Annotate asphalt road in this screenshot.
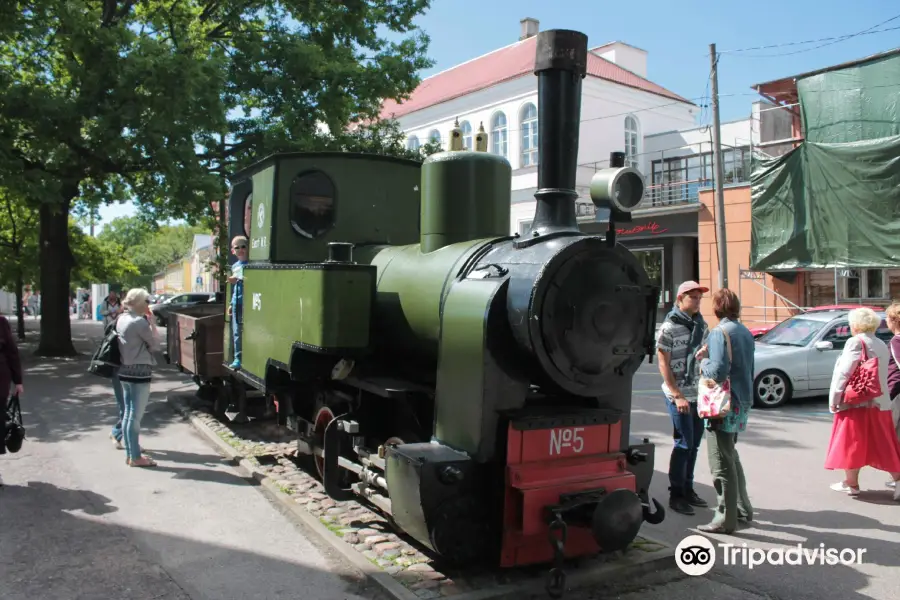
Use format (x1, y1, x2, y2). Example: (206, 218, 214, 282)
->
(595, 360, 900, 600)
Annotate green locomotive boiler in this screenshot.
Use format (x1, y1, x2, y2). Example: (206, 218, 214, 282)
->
(219, 28, 664, 588)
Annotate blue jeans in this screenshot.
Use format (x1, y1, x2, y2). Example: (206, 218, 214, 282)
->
(122, 381, 151, 461)
(665, 395, 704, 498)
(231, 307, 242, 364)
(111, 372, 125, 441)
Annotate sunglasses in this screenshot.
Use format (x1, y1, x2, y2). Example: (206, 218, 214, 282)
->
(233, 245, 247, 250)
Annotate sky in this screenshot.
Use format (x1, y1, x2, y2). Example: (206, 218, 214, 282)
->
(89, 0, 900, 233)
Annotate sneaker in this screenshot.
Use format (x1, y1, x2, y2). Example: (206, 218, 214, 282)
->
(669, 496, 695, 516)
(110, 433, 124, 450)
(686, 490, 709, 508)
(830, 481, 860, 496)
(228, 360, 241, 370)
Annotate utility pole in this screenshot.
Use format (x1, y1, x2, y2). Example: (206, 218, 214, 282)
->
(89, 211, 95, 237)
(710, 43, 728, 289)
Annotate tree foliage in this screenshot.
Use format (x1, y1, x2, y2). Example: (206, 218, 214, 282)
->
(0, 188, 139, 336)
(97, 215, 208, 289)
(0, 0, 434, 355)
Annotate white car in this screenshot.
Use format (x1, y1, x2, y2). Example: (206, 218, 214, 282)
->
(753, 309, 891, 408)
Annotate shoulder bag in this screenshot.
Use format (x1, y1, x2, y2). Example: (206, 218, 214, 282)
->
(698, 327, 732, 419)
(5, 394, 25, 453)
(843, 336, 882, 405)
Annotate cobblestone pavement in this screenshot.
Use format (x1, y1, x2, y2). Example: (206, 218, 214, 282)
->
(170, 394, 674, 600)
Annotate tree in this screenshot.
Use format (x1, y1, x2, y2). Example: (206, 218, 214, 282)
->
(69, 227, 141, 289)
(0, 190, 38, 340)
(0, 0, 433, 355)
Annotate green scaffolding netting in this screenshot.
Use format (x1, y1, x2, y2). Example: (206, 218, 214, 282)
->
(798, 51, 900, 144)
(749, 134, 900, 271)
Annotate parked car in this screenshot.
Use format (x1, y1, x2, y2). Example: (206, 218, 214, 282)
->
(149, 293, 217, 327)
(749, 304, 882, 339)
(753, 309, 891, 408)
(149, 293, 172, 305)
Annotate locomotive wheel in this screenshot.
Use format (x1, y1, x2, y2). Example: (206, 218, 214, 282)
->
(312, 405, 336, 480)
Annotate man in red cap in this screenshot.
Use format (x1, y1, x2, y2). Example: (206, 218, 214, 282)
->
(656, 280, 710, 516)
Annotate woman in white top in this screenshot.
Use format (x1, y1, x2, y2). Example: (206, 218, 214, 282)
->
(824, 308, 900, 500)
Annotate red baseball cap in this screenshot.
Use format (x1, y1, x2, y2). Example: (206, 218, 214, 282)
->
(677, 281, 709, 298)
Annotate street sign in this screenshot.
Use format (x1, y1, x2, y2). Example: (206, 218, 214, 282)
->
(740, 271, 765, 280)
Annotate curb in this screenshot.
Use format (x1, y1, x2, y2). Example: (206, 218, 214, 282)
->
(167, 395, 678, 600)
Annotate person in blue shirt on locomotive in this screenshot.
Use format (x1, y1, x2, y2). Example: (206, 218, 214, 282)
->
(227, 236, 249, 369)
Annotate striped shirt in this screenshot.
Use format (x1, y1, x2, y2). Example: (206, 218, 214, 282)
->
(657, 319, 708, 401)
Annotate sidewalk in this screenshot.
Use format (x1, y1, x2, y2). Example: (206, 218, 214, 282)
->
(0, 319, 383, 600)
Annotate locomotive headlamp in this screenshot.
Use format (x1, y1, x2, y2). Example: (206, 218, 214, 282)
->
(589, 166, 645, 215)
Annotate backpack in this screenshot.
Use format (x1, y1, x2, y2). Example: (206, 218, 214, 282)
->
(88, 319, 121, 379)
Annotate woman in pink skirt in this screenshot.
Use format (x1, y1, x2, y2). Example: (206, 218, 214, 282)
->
(825, 308, 900, 500)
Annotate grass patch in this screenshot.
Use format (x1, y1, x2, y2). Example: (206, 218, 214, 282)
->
(319, 518, 346, 537)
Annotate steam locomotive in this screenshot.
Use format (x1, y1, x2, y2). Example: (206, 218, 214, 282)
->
(215, 28, 664, 595)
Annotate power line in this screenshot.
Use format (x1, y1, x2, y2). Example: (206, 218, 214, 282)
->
(719, 25, 900, 54)
(719, 15, 900, 57)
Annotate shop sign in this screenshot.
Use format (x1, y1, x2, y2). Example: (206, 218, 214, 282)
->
(616, 221, 669, 236)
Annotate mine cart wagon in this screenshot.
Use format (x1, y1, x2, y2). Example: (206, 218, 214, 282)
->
(164, 303, 258, 420)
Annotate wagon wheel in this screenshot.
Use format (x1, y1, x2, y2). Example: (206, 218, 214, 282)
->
(212, 379, 230, 420)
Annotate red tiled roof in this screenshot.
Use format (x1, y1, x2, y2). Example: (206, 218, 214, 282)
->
(380, 36, 693, 120)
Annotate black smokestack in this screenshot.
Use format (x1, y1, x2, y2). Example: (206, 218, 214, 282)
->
(529, 30, 588, 237)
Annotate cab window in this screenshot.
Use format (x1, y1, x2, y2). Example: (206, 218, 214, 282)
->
(243, 192, 253, 238)
(290, 170, 336, 239)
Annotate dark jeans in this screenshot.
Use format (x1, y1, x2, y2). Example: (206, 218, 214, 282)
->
(707, 429, 753, 529)
(665, 395, 704, 497)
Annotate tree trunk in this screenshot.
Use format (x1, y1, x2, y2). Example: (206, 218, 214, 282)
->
(14, 266, 25, 341)
(36, 197, 77, 356)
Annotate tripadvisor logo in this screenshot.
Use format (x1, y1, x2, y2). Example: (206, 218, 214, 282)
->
(676, 535, 867, 576)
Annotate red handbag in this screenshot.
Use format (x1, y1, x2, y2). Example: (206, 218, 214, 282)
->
(843, 337, 882, 405)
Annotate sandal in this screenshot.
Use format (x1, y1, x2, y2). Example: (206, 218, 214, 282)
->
(127, 457, 157, 468)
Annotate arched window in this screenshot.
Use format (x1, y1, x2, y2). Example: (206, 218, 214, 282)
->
(624, 116, 639, 169)
(460, 121, 473, 150)
(428, 129, 442, 149)
(520, 103, 538, 167)
(289, 170, 336, 239)
(242, 192, 253, 238)
(490, 112, 507, 158)
(407, 136, 420, 151)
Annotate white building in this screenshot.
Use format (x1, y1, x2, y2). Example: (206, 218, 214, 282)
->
(188, 233, 218, 293)
(380, 18, 700, 322)
(641, 100, 794, 209)
(382, 18, 698, 236)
